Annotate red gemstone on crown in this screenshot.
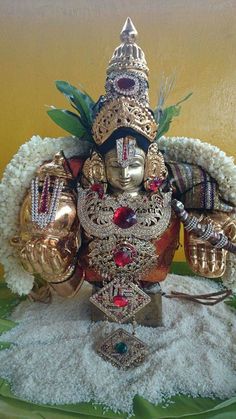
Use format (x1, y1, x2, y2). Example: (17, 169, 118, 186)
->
(148, 177, 163, 192)
(117, 78, 135, 90)
(91, 183, 104, 198)
(113, 207, 137, 229)
(113, 295, 129, 307)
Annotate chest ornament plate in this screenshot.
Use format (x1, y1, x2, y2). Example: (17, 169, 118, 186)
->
(88, 236, 158, 283)
(77, 187, 172, 240)
(90, 278, 151, 323)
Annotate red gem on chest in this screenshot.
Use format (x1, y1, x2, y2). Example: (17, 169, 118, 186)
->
(113, 295, 129, 307)
(113, 207, 137, 229)
(113, 249, 133, 267)
(148, 177, 163, 192)
(91, 183, 104, 198)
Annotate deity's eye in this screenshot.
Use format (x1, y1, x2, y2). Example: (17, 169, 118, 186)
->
(130, 163, 141, 168)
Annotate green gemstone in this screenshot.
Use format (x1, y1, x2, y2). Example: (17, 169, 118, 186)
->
(114, 341, 128, 354)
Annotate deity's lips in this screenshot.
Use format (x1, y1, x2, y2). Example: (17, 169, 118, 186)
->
(118, 179, 131, 187)
(120, 180, 130, 188)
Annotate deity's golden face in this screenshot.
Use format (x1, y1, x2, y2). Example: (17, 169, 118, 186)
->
(105, 142, 145, 193)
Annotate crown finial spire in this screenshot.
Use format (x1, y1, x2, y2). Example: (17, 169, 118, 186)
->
(120, 17, 138, 44)
(106, 17, 149, 77)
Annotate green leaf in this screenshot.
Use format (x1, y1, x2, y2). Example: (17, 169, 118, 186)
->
(155, 92, 193, 139)
(156, 104, 181, 139)
(47, 108, 92, 141)
(176, 91, 193, 106)
(77, 83, 95, 109)
(55, 81, 94, 126)
(225, 295, 236, 310)
(0, 318, 16, 332)
(0, 341, 12, 350)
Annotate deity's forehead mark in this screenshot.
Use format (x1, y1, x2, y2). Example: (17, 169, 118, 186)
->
(104, 137, 146, 169)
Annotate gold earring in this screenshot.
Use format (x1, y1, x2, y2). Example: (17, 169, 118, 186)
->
(82, 151, 107, 190)
(144, 143, 168, 191)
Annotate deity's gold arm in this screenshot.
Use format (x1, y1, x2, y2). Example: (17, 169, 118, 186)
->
(10, 154, 84, 298)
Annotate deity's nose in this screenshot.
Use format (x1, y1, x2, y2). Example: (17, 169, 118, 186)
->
(120, 166, 130, 178)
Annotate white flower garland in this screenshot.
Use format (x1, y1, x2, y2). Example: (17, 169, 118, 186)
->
(0, 135, 235, 295)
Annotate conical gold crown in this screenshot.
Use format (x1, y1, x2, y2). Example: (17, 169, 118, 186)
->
(107, 17, 149, 77)
(92, 18, 157, 148)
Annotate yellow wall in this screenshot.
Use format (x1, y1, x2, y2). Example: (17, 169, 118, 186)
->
(0, 0, 236, 263)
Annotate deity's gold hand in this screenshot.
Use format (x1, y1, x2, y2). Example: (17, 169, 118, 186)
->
(184, 212, 236, 278)
(12, 234, 79, 283)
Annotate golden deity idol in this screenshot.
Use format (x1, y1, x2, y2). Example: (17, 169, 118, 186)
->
(9, 18, 236, 367)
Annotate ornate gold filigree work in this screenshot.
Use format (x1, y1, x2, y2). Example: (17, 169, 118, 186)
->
(90, 278, 151, 323)
(97, 328, 148, 369)
(92, 97, 157, 145)
(88, 236, 158, 282)
(81, 151, 107, 189)
(77, 187, 172, 240)
(144, 143, 168, 190)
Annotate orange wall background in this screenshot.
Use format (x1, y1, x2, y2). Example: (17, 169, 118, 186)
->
(0, 0, 236, 263)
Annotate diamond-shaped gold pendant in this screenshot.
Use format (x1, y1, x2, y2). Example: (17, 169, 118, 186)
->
(90, 278, 151, 323)
(97, 328, 148, 369)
